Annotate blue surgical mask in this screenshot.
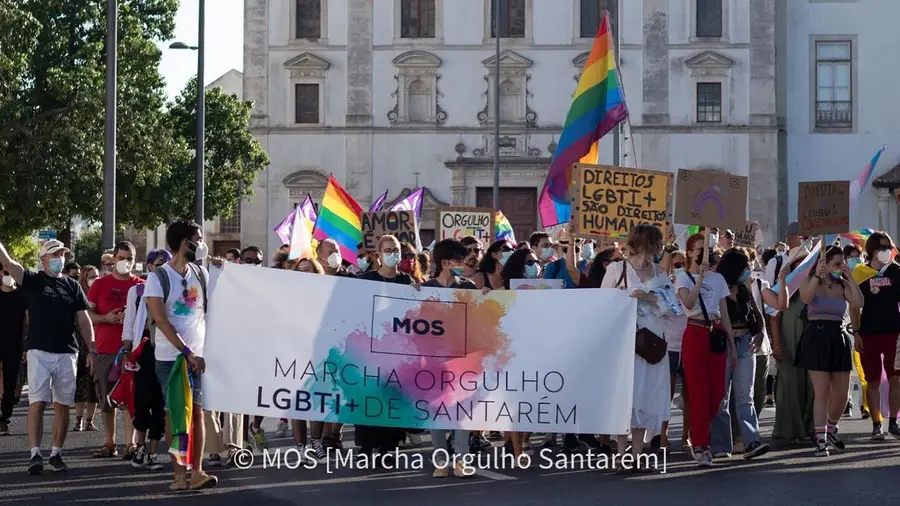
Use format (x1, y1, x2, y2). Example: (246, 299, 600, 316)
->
(738, 268, 751, 284)
(581, 243, 594, 260)
(652, 253, 663, 264)
(709, 233, 719, 248)
(500, 251, 514, 266)
(357, 258, 370, 271)
(48, 257, 64, 276)
(847, 257, 861, 270)
(540, 248, 554, 261)
(382, 253, 400, 268)
(524, 263, 541, 279)
(451, 266, 466, 277)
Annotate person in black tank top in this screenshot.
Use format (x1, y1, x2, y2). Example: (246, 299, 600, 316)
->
(474, 240, 515, 291)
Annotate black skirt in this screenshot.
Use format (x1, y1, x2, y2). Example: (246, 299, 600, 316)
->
(795, 320, 852, 372)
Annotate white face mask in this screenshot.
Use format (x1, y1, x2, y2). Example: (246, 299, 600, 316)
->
(327, 252, 342, 269)
(877, 249, 893, 264)
(581, 243, 594, 260)
(115, 260, 133, 275)
(195, 241, 209, 261)
(709, 233, 719, 248)
(1, 275, 13, 288)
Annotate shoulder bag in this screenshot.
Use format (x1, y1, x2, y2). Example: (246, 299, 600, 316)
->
(686, 271, 728, 354)
(618, 262, 668, 364)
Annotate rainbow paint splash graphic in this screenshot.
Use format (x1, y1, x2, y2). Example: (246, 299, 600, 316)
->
(301, 291, 516, 428)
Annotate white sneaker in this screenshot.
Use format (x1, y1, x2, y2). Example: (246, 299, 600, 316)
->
(453, 460, 475, 478)
(432, 464, 450, 478)
(696, 449, 713, 467)
(275, 420, 288, 438)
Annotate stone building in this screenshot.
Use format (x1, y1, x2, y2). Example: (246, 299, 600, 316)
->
(240, 0, 781, 256)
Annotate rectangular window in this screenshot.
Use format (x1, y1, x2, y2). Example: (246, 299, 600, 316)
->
(696, 0, 723, 38)
(220, 202, 241, 233)
(491, 0, 526, 38)
(401, 0, 436, 38)
(696, 82, 722, 123)
(580, 0, 615, 39)
(815, 41, 852, 129)
(295, 84, 320, 124)
(295, 0, 321, 39)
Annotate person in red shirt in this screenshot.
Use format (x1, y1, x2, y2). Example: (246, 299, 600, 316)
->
(87, 241, 144, 459)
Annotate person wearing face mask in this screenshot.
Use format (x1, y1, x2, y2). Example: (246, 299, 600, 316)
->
(87, 241, 144, 460)
(315, 239, 349, 277)
(474, 240, 515, 291)
(64, 262, 81, 281)
(100, 253, 115, 277)
(579, 240, 595, 274)
(843, 244, 863, 271)
(355, 242, 378, 274)
(764, 223, 806, 286)
(0, 268, 27, 436)
(0, 239, 95, 475)
(529, 232, 554, 265)
(73, 266, 101, 433)
(543, 228, 581, 289)
(459, 236, 484, 279)
(224, 249, 241, 264)
(851, 231, 900, 440)
(398, 242, 426, 283)
(144, 220, 217, 490)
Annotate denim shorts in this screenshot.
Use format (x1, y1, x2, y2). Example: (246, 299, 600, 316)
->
(155, 360, 203, 408)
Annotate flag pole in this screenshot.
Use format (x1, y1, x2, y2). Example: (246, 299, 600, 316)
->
(606, 10, 639, 169)
(610, 9, 620, 168)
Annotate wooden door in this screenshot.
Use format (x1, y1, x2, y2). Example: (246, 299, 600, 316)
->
(213, 240, 241, 258)
(476, 187, 537, 244)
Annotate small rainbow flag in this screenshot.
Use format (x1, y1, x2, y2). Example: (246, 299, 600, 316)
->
(495, 211, 516, 244)
(166, 355, 193, 469)
(538, 11, 628, 228)
(313, 175, 364, 265)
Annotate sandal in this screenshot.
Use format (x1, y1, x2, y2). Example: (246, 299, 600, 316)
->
(86, 420, 99, 431)
(93, 444, 118, 458)
(72, 416, 83, 432)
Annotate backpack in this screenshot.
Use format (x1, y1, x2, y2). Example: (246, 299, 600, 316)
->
(151, 263, 208, 314)
(773, 255, 784, 282)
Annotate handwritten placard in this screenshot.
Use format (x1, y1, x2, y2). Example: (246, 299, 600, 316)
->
(573, 164, 674, 241)
(510, 279, 564, 290)
(674, 169, 748, 229)
(436, 207, 495, 244)
(733, 221, 761, 249)
(797, 181, 850, 236)
(361, 210, 418, 252)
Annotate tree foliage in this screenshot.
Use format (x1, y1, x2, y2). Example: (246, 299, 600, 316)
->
(4, 235, 40, 269)
(73, 226, 103, 268)
(0, 0, 267, 239)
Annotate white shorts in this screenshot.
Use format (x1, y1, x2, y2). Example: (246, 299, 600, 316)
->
(27, 350, 77, 406)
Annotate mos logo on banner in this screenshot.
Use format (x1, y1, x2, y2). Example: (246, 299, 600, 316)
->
(370, 295, 468, 358)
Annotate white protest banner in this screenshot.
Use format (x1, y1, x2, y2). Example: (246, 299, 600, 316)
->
(510, 279, 564, 290)
(204, 265, 635, 434)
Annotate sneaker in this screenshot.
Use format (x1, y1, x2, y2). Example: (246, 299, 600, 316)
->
(453, 460, 474, 478)
(765, 397, 774, 407)
(407, 432, 423, 446)
(561, 435, 581, 453)
(827, 428, 846, 453)
(147, 454, 164, 471)
(432, 464, 450, 478)
(732, 441, 744, 454)
(131, 444, 147, 468)
(0, 421, 9, 436)
(889, 423, 900, 439)
(861, 409, 870, 420)
(541, 433, 557, 447)
(310, 438, 328, 462)
(249, 423, 268, 450)
(122, 444, 137, 461)
(743, 441, 770, 460)
(712, 451, 731, 459)
(275, 420, 288, 438)
(71, 417, 82, 432)
(225, 447, 239, 466)
(844, 401, 853, 417)
(28, 454, 43, 475)
(208, 453, 222, 467)
(296, 444, 309, 464)
(872, 422, 886, 441)
(86, 421, 98, 432)
(695, 448, 713, 467)
(48, 454, 68, 472)
(579, 434, 602, 450)
(814, 439, 829, 457)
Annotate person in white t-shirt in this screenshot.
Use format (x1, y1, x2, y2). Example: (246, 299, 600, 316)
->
(675, 233, 735, 467)
(145, 220, 217, 491)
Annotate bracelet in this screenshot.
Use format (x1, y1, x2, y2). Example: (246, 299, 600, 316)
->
(181, 346, 193, 357)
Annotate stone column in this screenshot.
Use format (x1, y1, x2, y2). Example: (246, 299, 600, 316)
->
(641, 0, 669, 127)
(877, 188, 892, 233)
(344, 0, 374, 205)
(242, 0, 270, 253)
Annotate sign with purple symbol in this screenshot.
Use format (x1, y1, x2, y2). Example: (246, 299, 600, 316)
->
(674, 169, 748, 229)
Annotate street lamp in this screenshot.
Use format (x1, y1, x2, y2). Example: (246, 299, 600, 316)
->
(168, 0, 206, 232)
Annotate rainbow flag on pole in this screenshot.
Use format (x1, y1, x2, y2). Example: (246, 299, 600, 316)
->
(313, 175, 364, 265)
(495, 211, 516, 244)
(166, 356, 193, 469)
(538, 11, 628, 227)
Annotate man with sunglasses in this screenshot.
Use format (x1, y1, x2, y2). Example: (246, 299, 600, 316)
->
(459, 236, 483, 279)
(239, 246, 264, 266)
(87, 241, 143, 460)
(0, 267, 27, 437)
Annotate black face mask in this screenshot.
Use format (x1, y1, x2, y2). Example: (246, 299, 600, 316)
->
(185, 240, 198, 262)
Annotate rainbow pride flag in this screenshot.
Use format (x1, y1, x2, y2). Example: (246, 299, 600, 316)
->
(538, 11, 628, 228)
(166, 355, 193, 469)
(495, 211, 516, 244)
(313, 175, 364, 265)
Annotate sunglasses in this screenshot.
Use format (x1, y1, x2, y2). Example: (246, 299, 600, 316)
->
(241, 258, 262, 265)
(500, 246, 514, 253)
(673, 262, 684, 269)
(466, 247, 483, 254)
(878, 245, 893, 251)
(525, 260, 539, 266)
(402, 253, 417, 260)
(102, 263, 114, 268)
(180, 278, 189, 299)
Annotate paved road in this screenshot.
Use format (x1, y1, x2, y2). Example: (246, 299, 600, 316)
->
(0, 400, 897, 506)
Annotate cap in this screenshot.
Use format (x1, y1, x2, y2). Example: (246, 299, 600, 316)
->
(38, 240, 70, 258)
(786, 221, 800, 237)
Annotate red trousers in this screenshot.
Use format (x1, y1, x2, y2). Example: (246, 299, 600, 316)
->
(681, 323, 727, 448)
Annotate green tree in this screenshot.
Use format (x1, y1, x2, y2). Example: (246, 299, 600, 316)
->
(164, 77, 269, 222)
(73, 227, 103, 268)
(4, 235, 40, 269)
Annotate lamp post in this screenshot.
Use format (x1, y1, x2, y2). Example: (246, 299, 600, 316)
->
(492, 0, 500, 210)
(102, 0, 117, 251)
(169, 0, 205, 231)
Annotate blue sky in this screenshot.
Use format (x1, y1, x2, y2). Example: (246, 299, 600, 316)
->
(158, 0, 244, 98)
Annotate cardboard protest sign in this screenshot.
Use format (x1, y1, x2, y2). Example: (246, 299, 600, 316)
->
(361, 210, 418, 252)
(674, 169, 748, 229)
(733, 222, 761, 249)
(797, 181, 850, 236)
(510, 279, 564, 290)
(436, 207, 495, 244)
(572, 164, 674, 241)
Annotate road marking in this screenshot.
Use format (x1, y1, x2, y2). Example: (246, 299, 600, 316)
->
(474, 468, 518, 481)
(381, 481, 497, 491)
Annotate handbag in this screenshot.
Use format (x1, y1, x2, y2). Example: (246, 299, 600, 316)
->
(618, 263, 668, 364)
(686, 272, 728, 354)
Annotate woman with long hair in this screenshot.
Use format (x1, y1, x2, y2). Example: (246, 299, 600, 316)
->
(399, 242, 425, 283)
(600, 224, 673, 472)
(474, 239, 515, 290)
(797, 246, 862, 455)
(676, 233, 736, 466)
(659, 247, 687, 451)
(72, 266, 100, 432)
